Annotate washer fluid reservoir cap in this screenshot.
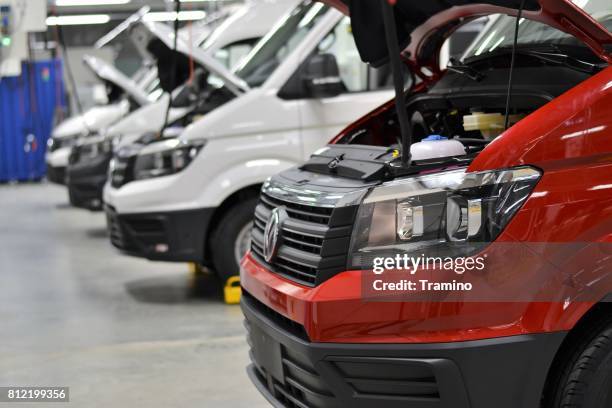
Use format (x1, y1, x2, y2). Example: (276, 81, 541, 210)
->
(423, 135, 448, 141)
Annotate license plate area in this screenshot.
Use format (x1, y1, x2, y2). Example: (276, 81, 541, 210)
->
(251, 325, 284, 383)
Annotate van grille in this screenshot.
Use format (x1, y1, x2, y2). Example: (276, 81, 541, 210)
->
(250, 191, 357, 287)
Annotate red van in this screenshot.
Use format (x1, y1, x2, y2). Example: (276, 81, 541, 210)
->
(240, 1, 612, 407)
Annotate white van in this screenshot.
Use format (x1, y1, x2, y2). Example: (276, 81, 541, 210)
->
(45, 62, 158, 184)
(104, 1, 396, 280)
(45, 7, 230, 184)
(65, 0, 296, 210)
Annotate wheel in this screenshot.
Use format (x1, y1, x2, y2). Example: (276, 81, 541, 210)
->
(68, 188, 77, 207)
(210, 198, 258, 281)
(547, 317, 612, 408)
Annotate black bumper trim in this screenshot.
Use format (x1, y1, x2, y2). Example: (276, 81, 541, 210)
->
(241, 291, 567, 408)
(66, 154, 110, 210)
(105, 205, 215, 263)
(68, 179, 105, 210)
(248, 365, 288, 408)
(46, 165, 66, 185)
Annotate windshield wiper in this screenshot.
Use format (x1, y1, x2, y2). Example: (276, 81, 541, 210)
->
(466, 44, 605, 74)
(447, 57, 486, 81)
(518, 48, 605, 74)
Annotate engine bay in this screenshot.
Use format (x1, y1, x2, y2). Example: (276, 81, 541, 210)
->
(305, 51, 603, 181)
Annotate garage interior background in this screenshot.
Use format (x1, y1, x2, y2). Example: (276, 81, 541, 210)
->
(0, 1, 484, 406)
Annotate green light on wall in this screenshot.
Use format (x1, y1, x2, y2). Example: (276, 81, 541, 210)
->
(1, 36, 11, 47)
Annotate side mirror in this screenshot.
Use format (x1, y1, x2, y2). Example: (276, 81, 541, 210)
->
(303, 53, 345, 98)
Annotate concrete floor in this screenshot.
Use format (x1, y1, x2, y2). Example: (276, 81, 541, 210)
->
(0, 183, 268, 407)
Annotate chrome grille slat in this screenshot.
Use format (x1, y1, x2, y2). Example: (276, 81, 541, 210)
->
(282, 235, 322, 252)
(273, 259, 317, 282)
(255, 205, 329, 238)
(252, 229, 327, 269)
(261, 193, 333, 216)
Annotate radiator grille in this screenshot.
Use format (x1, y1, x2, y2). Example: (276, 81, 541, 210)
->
(250, 191, 356, 287)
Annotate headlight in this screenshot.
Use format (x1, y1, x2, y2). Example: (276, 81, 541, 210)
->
(70, 136, 116, 164)
(133, 140, 206, 180)
(48, 135, 78, 152)
(349, 166, 541, 269)
(86, 139, 113, 158)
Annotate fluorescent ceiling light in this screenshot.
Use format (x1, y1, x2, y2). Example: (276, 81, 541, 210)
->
(46, 14, 111, 25)
(143, 10, 206, 22)
(55, 0, 130, 5)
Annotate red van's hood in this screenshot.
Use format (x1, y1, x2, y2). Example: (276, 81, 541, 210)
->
(323, 0, 612, 74)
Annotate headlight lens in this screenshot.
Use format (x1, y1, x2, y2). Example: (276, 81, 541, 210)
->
(85, 139, 112, 158)
(133, 140, 205, 180)
(48, 135, 78, 152)
(70, 136, 116, 164)
(349, 166, 541, 269)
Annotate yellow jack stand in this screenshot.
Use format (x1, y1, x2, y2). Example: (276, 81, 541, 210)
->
(188, 263, 198, 274)
(224, 276, 241, 305)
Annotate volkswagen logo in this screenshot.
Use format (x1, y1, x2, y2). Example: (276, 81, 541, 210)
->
(263, 206, 287, 262)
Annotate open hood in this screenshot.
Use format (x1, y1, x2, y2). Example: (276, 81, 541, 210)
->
(93, 7, 157, 77)
(82, 55, 151, 107)
(324, 0, 612, 73)
(94, 7, 209, 85)
(140, 20, 250, 96)
(94, 6, 150, 50)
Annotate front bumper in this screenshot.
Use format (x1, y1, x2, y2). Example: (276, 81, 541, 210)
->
(66, 154, 111, 210)
(46, 164, 66, 185)
(242, 290, 566, 408)
(104, 205, 215, 263)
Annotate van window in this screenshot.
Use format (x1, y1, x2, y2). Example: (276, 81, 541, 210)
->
(145, 78, 163, 102)
(213, 39, 258, 70)
(208, 39, 259, 88)
(463, 2, 611, 62)
(315, 17, 392, 93)
(234, 2, 330, 88)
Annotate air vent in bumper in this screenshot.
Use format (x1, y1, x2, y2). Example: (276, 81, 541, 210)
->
(242, 290, 471, 408)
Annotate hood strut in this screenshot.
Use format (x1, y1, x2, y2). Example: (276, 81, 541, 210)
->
(504, 0, 525, 130)
(161, 0, 182, 137)
(380, 0, 413, 166)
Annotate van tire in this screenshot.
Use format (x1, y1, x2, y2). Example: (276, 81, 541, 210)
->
(210, 198, 258, 282)
(548, 319, 612, 408)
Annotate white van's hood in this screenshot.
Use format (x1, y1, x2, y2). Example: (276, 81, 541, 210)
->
(82, 55, 150, 107)
(179, 88, 267, 143)
(53, 101, 129, 139)
(108, 94, 192, 146)
(142, 20, 250, 95)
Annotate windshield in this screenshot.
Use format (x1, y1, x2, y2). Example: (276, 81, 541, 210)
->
(144, 77, 163, 102)
(233, 1, 330, 88)
(463, 0, 612, 61)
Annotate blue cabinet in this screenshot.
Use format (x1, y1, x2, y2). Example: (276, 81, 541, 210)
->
(0, 60, 66, 182)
